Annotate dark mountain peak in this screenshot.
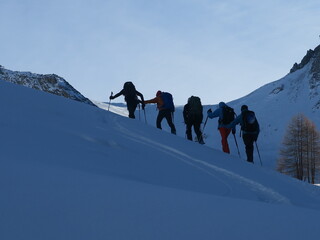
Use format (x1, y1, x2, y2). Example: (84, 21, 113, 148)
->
(0, 66, 96, 107)
(311, 45, 320, 75)
(290, 44, 320, 73)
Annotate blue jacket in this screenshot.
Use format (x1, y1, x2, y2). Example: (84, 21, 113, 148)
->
(207, 102, 235, 130)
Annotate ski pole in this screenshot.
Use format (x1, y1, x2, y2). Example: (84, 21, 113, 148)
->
(200, 116, 209, 144)
(202, 115, 209, 132)
(233, 134, 241, 158)
(138, 104, 141, 121)
(255, 141, 263, 166)
(108, 91, 113, 111)
(143, 108, 147, 124)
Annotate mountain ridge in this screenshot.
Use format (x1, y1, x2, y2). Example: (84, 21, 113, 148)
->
(290, 44, 320, 74)
(0, 65, 96, 107)
(289, 44, 320, 107)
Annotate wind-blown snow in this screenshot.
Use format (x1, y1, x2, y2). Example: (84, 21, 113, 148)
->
(1, 80, 320, 240)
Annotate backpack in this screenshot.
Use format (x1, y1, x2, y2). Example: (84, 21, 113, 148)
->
(160, 92, 175, 112)
(188, 96, 203, 115)
(123, 82, 137, 101)
(220, 106, 235, 125)
(242, 110, 259, 132)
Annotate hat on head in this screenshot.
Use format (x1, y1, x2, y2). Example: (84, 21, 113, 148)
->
(241, 105, 248, 111)
(156, 90, 162, 97)
(219, 102, 226, 108)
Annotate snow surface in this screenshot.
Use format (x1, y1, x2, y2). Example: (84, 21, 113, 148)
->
(1, 80, 320, 240)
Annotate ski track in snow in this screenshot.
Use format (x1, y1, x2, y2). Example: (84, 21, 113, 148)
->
(121, 130, 234, 197)
(111, 116, 291, 205)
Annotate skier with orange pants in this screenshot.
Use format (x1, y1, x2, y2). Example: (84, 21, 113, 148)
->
(207, 102, 236, 154)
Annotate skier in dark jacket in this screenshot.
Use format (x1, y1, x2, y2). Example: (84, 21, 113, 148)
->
(110, 82, 144, 119)
(183, 96, 204, 144)
(227, 105, 260, 163)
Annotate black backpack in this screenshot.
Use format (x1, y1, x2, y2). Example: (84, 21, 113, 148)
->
(242, 110, 259, 132)
(188, 96, 203, 115)
(220, 106, 235, 125)
(123, 82, 137, 101)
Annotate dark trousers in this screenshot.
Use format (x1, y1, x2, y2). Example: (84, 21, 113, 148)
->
(243, 134, 255, 163)
(157, 109, 176, 134)
(186, 115, 203, 143)
(127, 101, 138, 119)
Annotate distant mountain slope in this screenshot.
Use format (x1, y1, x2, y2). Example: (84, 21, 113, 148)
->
(227, 44, 320, 166)
(0, 65, 96, 106)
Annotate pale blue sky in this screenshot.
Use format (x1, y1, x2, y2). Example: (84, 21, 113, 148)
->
(1, 0, 320, 105)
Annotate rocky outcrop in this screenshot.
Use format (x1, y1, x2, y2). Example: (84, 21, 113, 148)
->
(289, 45, 320, 102)
(290, 45, 320, 74)
(290, 50, 314, 73)
(0, 66, 96, 107)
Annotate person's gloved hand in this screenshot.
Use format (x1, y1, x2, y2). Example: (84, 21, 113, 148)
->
(109, 95, 114, 100)
(232, 128, 236, 135)
(207, 109, 212, 114)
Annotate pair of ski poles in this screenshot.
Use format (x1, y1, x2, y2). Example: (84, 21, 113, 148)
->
(233, 133, 263, 166)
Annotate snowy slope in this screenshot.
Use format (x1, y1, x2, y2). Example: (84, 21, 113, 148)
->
(1, 80, 320, 240)
(228, 61, 320, 167)
(101, 45, 320, 170)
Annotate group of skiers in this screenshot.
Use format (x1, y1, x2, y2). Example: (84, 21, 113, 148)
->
(109, 82, 260, 163)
